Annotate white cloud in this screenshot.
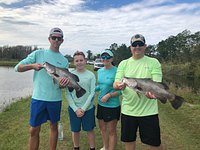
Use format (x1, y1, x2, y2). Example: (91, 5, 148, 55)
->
(0, 0, 200, 56)
(0, 0, 23, 5)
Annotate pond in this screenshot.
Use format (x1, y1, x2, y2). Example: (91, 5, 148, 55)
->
(0, 67, 33, 112)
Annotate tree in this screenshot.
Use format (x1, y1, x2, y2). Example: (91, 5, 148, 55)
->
(86, 50, 92, 60)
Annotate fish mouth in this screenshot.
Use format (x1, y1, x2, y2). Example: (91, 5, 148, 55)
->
(122, 78, 137, 87)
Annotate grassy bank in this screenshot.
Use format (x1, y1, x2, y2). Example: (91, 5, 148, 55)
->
(0, 95, 200, 150)
(0, 60, 19, 66)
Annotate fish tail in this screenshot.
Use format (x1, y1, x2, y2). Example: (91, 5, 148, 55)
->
(170, 95, 185, 109)
(76, 87, 86, 98)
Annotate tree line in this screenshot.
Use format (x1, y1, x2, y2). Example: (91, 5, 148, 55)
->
(0, 45, 39, 60)
(1, 29, 200, 66)
(109, 30, 200, 65)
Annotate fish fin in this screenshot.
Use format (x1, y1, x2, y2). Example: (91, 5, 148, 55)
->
(76, 87, 86, 98)
(68, 87, 74, 92)
(70, 73, 79, 82)
(53, 73, 60, 78)
(135, 90, 143, 98)
(170, 95, 185, 109)
(53, 78, 57, 84)
(155, 81, 169, 90)
(158, 98, 167, 104)
(161, 82, 169, 90)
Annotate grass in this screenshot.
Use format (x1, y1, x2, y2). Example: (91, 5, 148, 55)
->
(0, 60, 19, 66)
(1, 96, 200, 150)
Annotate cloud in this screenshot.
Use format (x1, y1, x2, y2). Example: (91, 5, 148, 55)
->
(0, 0, 200, 56)
(2, 17, 37, 25)
(0, 0, 23, 5)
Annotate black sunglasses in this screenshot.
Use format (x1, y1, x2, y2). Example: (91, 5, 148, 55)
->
(51, 36, 63, 41)
(101, 55, 112, 59)
(131, 41, 145, 47)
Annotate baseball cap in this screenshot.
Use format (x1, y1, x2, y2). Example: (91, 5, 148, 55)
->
(130, 34, 145, 45)
(49, 27, 63, 37)
(101, 49, 114, 57)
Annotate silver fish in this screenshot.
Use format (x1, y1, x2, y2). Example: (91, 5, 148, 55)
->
(43, 62, 86, 98)
(122, 77, 185, 109)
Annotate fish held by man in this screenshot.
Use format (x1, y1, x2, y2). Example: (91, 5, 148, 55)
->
(43, 62, 86, 98)
(122, 77, 185, 109)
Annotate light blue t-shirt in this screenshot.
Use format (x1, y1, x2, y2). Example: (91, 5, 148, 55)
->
(15, 49, 68, 101)
(66, 69, 96, 111)
(96, 66, 121, 108)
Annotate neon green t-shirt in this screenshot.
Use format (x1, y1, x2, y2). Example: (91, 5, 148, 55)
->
(115, 56, 162, 116)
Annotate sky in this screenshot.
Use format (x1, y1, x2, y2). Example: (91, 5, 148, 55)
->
(0, 0, 200, 56)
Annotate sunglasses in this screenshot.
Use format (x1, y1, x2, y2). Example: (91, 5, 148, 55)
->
(101, 55, 112, 59)
(131, 41, 145, 47)
(51, 36, 63, 41)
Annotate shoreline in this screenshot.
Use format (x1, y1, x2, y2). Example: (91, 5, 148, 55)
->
(0, 95, 31, 113)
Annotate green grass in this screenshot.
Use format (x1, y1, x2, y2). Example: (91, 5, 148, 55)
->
(1, 95, 200, 150)
(0, 60, 19, 66)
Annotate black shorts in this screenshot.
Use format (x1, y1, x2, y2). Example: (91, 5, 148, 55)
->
(96, 104, 120, 122)
(121, 114, 161, 146)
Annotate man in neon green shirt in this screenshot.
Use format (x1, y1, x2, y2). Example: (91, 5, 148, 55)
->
(114, 34, 163, 150)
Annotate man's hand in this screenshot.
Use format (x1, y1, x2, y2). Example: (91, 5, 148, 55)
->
(145, 92, 157, 99)
(113, 81, 126, 90)
(32, 64, 43, 71)
(59, 77, 70, 88)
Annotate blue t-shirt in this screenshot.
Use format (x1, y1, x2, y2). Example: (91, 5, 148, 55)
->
(15, 49, 68, 102)
(96, 66, 121, 108)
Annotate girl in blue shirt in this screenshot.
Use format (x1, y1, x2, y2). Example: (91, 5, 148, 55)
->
(96, 49, 121, 150)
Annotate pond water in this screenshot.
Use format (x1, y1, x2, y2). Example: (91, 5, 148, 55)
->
(0, 67, 33, 112)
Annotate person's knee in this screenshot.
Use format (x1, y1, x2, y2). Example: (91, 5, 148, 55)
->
(108, 124, 117, 136)
(29, 126, 40, 137)
(109, 128, 117, 136)
(99, 124, 106, 132)
(50, 122, 58, 131)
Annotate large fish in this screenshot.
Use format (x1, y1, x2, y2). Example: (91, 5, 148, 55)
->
(43, 62, 86, 98)
(122, 77, 185, 109)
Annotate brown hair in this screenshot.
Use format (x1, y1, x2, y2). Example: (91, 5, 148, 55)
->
(73, 51, 85, 58)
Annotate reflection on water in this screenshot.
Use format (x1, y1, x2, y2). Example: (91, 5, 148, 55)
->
(0, 67, 33, 112)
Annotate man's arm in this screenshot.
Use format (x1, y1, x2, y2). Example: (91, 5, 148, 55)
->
(17, 64, 43, 72)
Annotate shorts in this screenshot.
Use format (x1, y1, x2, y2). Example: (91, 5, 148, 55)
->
(121, 114, 161, 146)
(30, 98, 62, 127)
(68, 106, 96, 132)
(96, 104, 120, 122)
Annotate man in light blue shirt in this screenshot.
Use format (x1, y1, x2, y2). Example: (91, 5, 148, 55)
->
(15, 27, 70, 150)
